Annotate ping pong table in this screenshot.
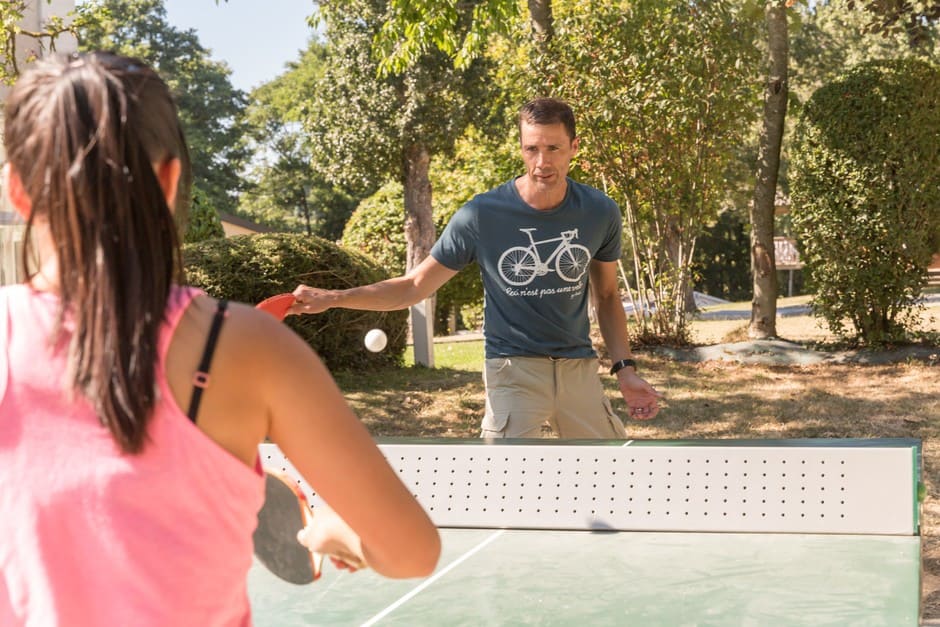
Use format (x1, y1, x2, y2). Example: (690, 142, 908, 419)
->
(249, 438, 923, 626)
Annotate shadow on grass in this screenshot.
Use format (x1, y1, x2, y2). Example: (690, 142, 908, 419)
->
(333, 366, 484, 438)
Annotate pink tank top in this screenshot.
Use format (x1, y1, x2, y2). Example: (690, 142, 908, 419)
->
(0, 284, 265, 626)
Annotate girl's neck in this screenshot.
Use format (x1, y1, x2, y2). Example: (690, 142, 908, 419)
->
(24, 223, 59, 292)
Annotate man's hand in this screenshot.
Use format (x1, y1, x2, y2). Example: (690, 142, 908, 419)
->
(289, 284, 335, 315)
(616, 369, 663, 420)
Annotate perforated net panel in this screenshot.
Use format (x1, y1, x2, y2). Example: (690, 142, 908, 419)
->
(258, 442, 917, 535)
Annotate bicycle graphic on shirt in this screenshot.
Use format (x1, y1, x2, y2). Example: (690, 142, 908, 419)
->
(498, 228, 592, 286)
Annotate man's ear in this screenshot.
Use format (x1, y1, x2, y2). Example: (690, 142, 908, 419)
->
(154, 158, 181, 211)
(3, 163, 32, 219)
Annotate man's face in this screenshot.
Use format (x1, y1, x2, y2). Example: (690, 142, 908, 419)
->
(519, 121, 579, 193)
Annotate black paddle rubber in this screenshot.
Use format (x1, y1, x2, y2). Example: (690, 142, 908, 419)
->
(253, 471, 318, 585)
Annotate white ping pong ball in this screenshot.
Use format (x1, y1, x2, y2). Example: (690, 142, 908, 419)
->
(364, 329, 388, 352)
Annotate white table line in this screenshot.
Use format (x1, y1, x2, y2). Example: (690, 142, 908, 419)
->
(360, 529, 506, 627)
(622, 440, 635, 447)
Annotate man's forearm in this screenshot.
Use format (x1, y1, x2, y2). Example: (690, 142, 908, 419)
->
(326, 277, 423, 312)
(594, 291, 634, 362)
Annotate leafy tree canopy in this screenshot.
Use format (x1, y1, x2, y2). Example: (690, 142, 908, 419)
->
(373, 0, 519, 75)
(846, 0, 940, 48)
(309, 0, 504, 195)
(792, 0, 939, 107)
(79, 0, 250, 216)
(239, 39, 358, 240)
(545, 0, 763, 341)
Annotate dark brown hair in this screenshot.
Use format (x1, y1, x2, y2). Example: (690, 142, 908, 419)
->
(3, 51, 192, 453)
(518, 97, 577, 142)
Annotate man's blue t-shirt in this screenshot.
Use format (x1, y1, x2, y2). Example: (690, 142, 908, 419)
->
(430, 177, 622, 359)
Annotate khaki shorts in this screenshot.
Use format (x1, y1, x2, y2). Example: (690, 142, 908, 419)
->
(480, 356, 628, 439)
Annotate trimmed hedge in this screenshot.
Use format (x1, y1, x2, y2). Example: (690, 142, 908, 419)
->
(790, 59, 940, 344)
(182, 233, 409, 371)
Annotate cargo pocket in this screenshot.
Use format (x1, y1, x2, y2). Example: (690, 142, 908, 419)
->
(602, 397, 628, 438)
(481, 412, 510, 439)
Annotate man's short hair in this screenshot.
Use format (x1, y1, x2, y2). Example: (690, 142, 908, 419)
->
(518, 98, 577, 141)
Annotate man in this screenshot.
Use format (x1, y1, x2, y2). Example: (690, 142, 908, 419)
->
(290, 97, 661, 438)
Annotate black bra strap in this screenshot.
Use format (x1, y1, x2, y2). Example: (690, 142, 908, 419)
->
(186, 299, 229, 423)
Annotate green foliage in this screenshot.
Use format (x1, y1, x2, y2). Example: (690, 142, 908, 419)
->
(239, 40, 360, 240)
(237, 125, 358, 240)
(374, 0, 520, 74)
(307, 0, 509, 307)
(342, 178, 484, 335)
(790, 58, 940, 345)
(182, 233, 408, 371)
(341, 127, 518, 334)
(342, 181, 409, 276)
(547, 0, 762, 342)
(791, 0, 940, 108)
(693, 210, 752, 302)
(80, 0, 249, 216)
(845, 0, 940, 49)
(309, 0, 503, 195)
(183, 187, 225, 243)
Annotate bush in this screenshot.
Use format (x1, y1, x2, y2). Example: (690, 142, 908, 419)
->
(790, 59, 940, 345)
(693, 209, 751, 302)
(342, 180, 485, 335)
(182, 233, 408, 371)
(183, 187, 226, 243)
(341, 182, 408, 276)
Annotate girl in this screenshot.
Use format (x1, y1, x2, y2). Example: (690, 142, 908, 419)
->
(0, 51, 439, 626)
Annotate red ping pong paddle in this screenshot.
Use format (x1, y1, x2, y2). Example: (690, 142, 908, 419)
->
(253, 469, 325, 585)
(256, 293, 296, 321)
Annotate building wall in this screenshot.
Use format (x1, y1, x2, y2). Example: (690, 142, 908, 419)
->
(0, 1, 77, 286)
(0, 0, 77, 104)
(221, 222, 261, 237)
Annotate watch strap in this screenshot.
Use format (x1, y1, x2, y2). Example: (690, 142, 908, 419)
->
(609, 358, 637, 375)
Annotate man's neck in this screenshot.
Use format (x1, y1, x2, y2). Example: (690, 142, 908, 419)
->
(515, 176, 568, 211)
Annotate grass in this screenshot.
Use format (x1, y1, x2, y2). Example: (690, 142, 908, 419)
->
(331, 300, 940, 619)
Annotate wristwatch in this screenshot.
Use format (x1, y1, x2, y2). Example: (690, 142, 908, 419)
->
(609, 358, 637, 375)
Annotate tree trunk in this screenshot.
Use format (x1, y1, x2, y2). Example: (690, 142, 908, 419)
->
(527, 0, 554, 43)
(403, 143, 435, 272)
(748, 1, 788, 339)
(528, 0, 553, 81)
(403, 142, 436, 366)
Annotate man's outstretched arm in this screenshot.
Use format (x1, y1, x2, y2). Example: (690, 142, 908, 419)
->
(289, 256, 458, 315)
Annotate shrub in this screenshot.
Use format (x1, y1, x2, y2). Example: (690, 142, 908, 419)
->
(341, 181, 408, 276)
(183, 187, 226, 243)
(790, 59, 940, 345)
(182, 233, 408, 370)
(342, 180, 485, 334)
(693, 209, 751, 302)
